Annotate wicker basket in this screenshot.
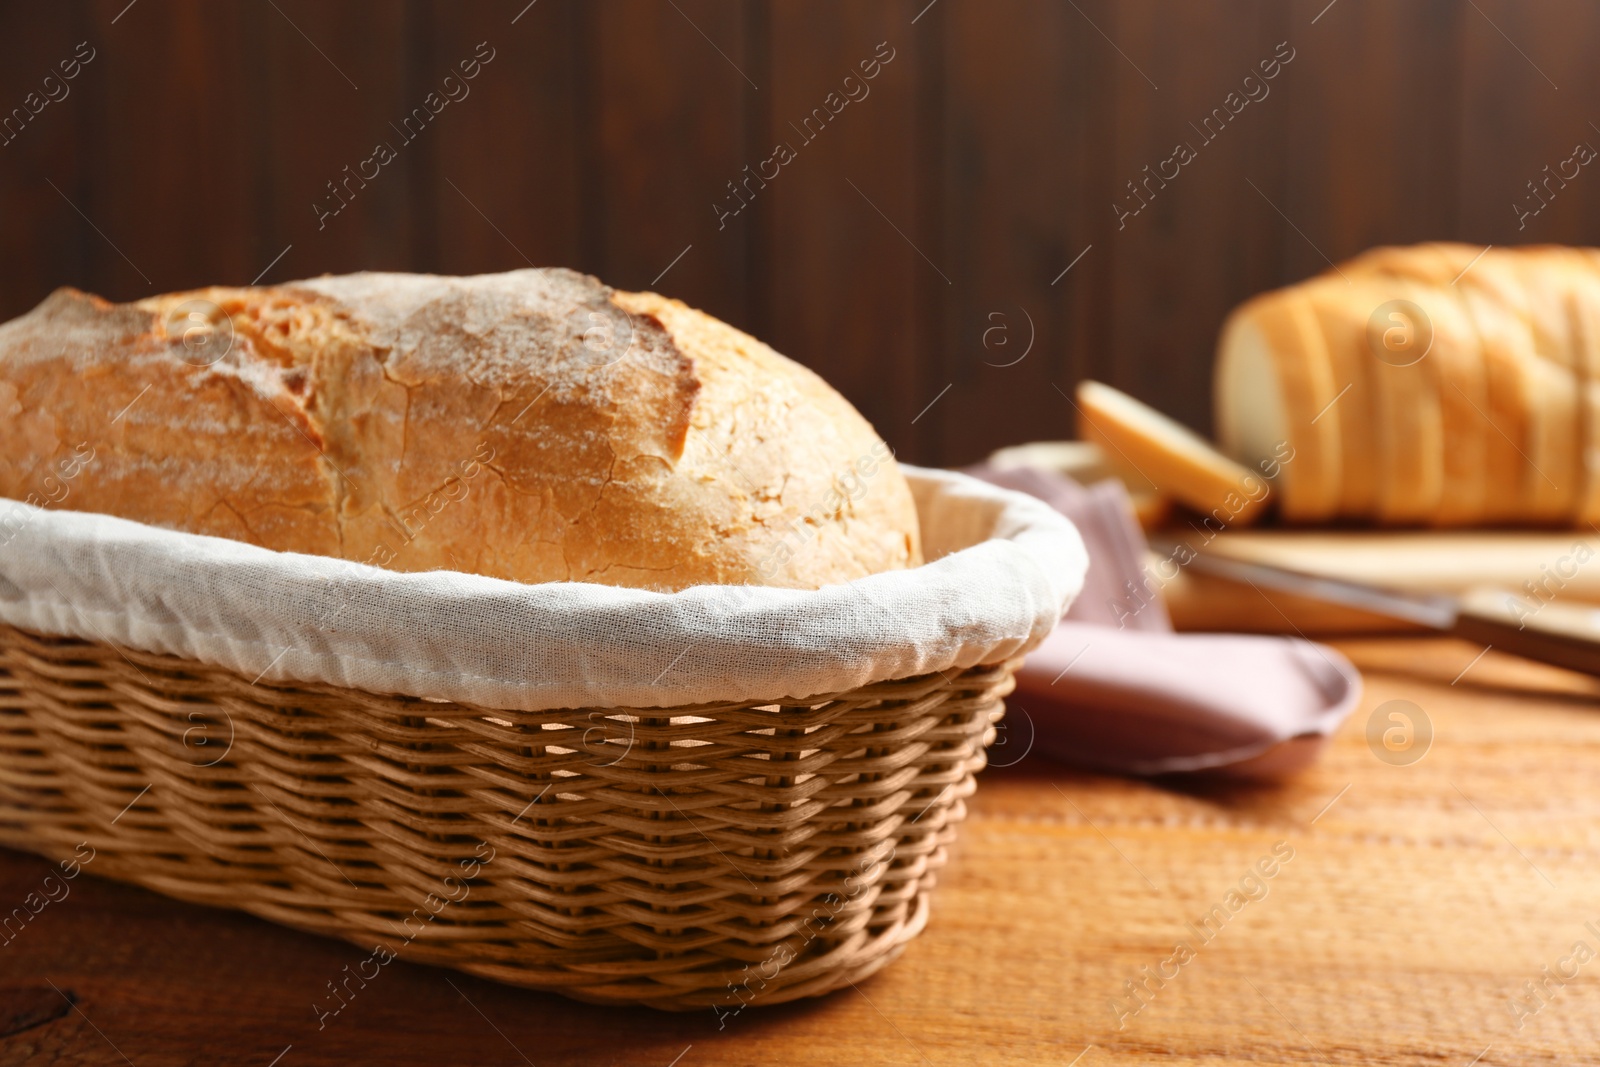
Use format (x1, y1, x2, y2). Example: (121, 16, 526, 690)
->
(0, 621, 1017, 1010)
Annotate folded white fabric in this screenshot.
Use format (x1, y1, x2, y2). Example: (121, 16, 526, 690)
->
(0, 466, 1087, 711)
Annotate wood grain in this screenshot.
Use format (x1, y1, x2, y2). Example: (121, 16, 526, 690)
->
(425, 0, 586, 276)
(254, 0, 416, 279)
(1281, 0, 1462, 263)
(0, 3, 96, 308)
(3, 637, 1597, 1064)
(1097, 0, 1290, 443)
(761, 0, 922, 456)
(928, 0, 1084, 466)
(84, 0, 258, 294)
(585, 0, 753, 325)
(1458, 0, 1600, 244)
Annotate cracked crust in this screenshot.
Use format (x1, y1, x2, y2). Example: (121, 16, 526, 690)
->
(0, 268, 922, 591)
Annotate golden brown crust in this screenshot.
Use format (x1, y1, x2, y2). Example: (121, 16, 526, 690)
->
(0, 269, 921, 591)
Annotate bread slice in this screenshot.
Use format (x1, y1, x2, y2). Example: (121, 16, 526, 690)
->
(1344, 244, 1506, 525)
(1074, 380, 1270, 525)
(1512, 248, 1594, 524)
(1421, 288, 1490, 526)
(1348, 244, 1531, 525)
(1440, 280, 1530, 523)
(1214, 291, 1342, 522)
(1565, 251, 1600, 523)
(1364, 277, 1445, 524)
(1468, 253, 1579, 523)
(1425, 287, 1491, 526)
(1302, 277, 1379, 519)
(1393, 279, 1488, 526)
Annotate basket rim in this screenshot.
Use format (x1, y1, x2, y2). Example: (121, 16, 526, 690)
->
(0, 466, 1085, 713)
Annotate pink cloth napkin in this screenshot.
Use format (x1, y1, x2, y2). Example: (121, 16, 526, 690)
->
(969, 466, 1362, 778)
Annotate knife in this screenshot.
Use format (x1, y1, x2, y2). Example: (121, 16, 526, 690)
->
(1149, 537, 1600, 679)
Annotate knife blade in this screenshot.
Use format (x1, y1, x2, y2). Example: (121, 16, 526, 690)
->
(1148, 536, 1600, 679)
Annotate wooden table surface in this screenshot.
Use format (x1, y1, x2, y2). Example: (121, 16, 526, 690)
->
(4, 636, 1599, 1066)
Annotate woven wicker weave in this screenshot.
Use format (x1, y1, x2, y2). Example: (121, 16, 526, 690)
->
(0, 622, 1014, 1009)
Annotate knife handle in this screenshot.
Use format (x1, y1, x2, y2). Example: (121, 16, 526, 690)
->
(1451, 587, 1600, 678)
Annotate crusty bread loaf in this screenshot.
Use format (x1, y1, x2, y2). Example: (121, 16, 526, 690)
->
(1214, 243, 1600, 528)
(0, 268, 922, 590)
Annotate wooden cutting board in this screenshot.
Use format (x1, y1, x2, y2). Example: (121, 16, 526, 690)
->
(1158, 528, 1600, 633)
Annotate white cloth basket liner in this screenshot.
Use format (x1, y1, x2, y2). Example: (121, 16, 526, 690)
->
(0, 465, 1087, 711)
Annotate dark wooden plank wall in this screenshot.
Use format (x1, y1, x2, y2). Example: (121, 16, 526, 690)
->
(1, 0, 1595, 465)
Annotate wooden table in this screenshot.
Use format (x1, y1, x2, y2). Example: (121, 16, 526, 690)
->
(4, 637, 1599, 1066)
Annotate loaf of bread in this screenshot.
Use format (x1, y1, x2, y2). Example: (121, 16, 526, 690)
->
(1215, 243, 1600, 527)
(0, 269, 922, 590)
